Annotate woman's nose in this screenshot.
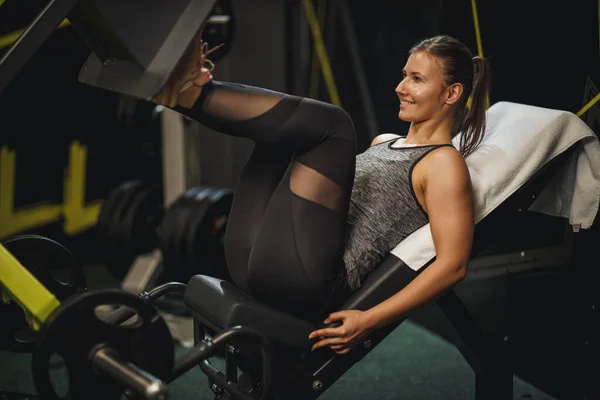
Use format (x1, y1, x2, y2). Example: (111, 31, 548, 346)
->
(395, 81, 405, 96)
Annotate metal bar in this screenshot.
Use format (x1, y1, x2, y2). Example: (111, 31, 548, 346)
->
(93, 347, 168, 400)
(170, 342, 213, 382)
(337, 0, 380, 140)
(0, 0, 80, 94)
(434, 290, 513, 397)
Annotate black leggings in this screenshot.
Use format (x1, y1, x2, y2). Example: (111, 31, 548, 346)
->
(176, 81, 356, 323)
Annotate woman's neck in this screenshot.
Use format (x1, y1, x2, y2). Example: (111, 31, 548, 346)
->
(405, 115, 454, 145)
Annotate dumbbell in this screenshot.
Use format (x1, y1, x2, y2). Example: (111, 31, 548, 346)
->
(0, 235, 87, 353)
(156, 186, 233, 284)
(96, 180, 163, 280)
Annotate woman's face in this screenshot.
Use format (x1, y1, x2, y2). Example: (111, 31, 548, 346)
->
(395, 51, 456, 123)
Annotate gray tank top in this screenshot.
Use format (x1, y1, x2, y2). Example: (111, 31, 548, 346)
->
(343, 138, 453, 290)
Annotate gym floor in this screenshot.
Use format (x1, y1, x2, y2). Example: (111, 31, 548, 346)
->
(0, 264, 557, 400)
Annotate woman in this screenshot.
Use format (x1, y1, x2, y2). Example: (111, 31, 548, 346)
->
(153, 33, 491, 354)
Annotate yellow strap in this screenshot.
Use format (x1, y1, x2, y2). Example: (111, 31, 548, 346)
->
(0, 243, 60, 331)
(0, 19, 71, 50)
(309, 0, 327, 99)
(469, 0, 490, 110)
(577, 92, 600, 117)
(0, 0, 7, 9)
(576, 0, 600, 117)
(302, 0, 341, 107)
(470, 0, 484, 60)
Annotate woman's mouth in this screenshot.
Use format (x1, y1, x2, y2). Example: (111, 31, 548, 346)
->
(400, 100, 415, 108)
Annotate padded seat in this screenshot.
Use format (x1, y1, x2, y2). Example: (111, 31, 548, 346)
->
(185, 275, 316, 350)
(184, 253, 423, 351)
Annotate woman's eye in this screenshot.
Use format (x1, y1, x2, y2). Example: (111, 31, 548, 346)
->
(414, 76, 422, 82)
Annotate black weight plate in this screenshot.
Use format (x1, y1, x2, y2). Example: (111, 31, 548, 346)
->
(171, 187, 214, 282)
(96, 185, 122, 244)
(157, 187, 209, 282)
(200, 189, 233, 280)
(105, 185, 163, 281)
(106, 181, 145, 263)
(102, 181, 146, 280)
(0, 235, 86, 353)
(182, 192, 216, 275)
(180, 187, 222, 278)
(96, 180, 141, 248)
(123, 186, 163, 252)
(32, 289, 174, 400)
(201, 190, 232, 279)
(186, 188, 233, 280)
(176, 187, 223, 282)
(156, 189, 196, 275)
(96, 180, 142, 277)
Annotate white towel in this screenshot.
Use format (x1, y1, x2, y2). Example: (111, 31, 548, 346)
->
(390, 101, 600, 271)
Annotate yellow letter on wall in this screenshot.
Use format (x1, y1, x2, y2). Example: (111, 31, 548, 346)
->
(62, 141, 102, 235)
(0, 147, 62, 238)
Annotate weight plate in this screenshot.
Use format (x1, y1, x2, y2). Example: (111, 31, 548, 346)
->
(121, 186, 163, 254)
(157, 187, 211, 282)
(97, 180, 143, 278)
(96, 180, 141, 251)
(182, 192, 216, 275)
(180, 187, 221, 276)
(186, 188, 233, 280)
(172, 187, 216, 280)
(32, 289, 174, 400)
(104, 181, 145, 272)
(104, 184, 163, 281)
(0, 235, 86, 353)
(98, 180, 164, 281)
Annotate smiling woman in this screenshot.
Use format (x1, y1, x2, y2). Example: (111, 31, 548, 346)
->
(391, 36, 492, 156)
(147, 27, 493, 354)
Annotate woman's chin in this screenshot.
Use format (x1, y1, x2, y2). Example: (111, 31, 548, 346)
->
(397, 111, 413, 122)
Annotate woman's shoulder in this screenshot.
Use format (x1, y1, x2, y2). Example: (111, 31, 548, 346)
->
(370, 133, 403, 147)
(421, 146, 470, 185)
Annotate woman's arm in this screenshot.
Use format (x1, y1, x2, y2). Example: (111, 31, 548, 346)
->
(363, 147, 474, 328)
(309, 147, 474, 353)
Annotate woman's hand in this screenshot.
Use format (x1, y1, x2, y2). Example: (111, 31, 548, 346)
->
(308, 310, 374, 354)
(152, 35, 222, 108)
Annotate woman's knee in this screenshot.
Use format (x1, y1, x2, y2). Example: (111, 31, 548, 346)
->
(328, 105, 357, 144)
(301, 98, 356, 143)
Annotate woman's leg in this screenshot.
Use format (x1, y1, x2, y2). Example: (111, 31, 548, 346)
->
(223, 143, 294, 292)
(176, 81, 356, 321)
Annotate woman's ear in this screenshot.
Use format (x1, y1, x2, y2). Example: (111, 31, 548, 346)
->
(445, 83, 463, 105)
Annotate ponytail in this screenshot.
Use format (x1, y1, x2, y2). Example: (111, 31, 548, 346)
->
(458, 56, 491, 158)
